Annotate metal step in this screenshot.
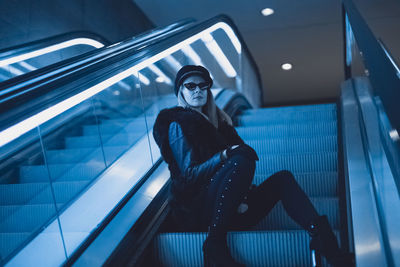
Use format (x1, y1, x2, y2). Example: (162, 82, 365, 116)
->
(44, 145, 126, 164)
(236, 122, 337, 139)
(65, 132, 144, 148)
(19, 162, 104, 183)
(0, 204, 58, 232)
(237, 111, 336, 126)
(0, 232, 31, 262)
(241, 103, 336, 115)
(246, 136, 337, 154)
(0, 181, 89, 205)
(254, 198, 339, 230)
(253, 172, 338, 197)
(153, 230, 340, 267)
(82, 119, 150, 135)
(255, 152, 337, 174)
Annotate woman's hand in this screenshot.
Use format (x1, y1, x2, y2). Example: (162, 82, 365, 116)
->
(221, 145, 238, 161)
(230, 145, 240, 150)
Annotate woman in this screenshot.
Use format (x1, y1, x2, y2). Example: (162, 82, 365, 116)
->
(153, 65, 352, 266)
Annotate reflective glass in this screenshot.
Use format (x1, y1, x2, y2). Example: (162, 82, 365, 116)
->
(0, 127, 65, 264)
(0, 43, 98, 82)
(38, 96, 107, 257)
(91, 74, 148, 166)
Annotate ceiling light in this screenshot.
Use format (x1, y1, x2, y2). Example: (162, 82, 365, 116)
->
(281, 63, 293, 70)
(261, 8, 274, 16)
(389, 129, 399, 141)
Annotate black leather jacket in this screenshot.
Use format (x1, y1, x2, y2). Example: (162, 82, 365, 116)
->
(153, 106, 244, 230)
(168, 122, 222, 192)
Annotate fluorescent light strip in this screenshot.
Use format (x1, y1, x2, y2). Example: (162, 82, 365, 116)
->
(0, 38, 105, 68)
(0, 65, 24, 76)
(18, 61, 37, 71)
(0, 22, 240, 147)
(135, 72, 150, 85)
(181, 45, 203, 66)
(117, 81, 131, 91)
(164, 55, 182, 72)
(201, 33, 237, 77)
(148, 64, 172, 85)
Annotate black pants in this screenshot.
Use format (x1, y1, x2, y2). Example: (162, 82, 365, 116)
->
(202, 152, 318, 237)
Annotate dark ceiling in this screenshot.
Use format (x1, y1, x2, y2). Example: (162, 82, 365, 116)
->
(134, 0, 400, 106)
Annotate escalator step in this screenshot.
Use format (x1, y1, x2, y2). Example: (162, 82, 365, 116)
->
(65, 132, 143, 148)
(44, 146, 126, 164)
(19, 162, 104, 183)
(246, 136, 337, 154)
(241, 103, 336, 115)
(0, 181, 89, 205)
(153, 230, 339, 267)
(255, 153, 337, 174)
(0, 232, 31, 262)
(237, 112, 337, 126)
(100, 116, 156, 126)
(236, 122, 337, 139)
(253, 172, 338, 197)
(82, 119, 150, 135)
(0, 183, 47, 205)
(254, 198, 339, 230)
(0, 204, 58, 232)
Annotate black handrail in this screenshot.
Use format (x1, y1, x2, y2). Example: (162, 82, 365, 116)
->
(0, 31, 110, 60)
(0, 15, 262, 132)
(0, 19, 194, 103)
(342, 0, 400, 135)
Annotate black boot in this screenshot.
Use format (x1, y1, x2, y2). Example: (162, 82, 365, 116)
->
(308, 215, 355, 267)
(202, 235, 245, 267)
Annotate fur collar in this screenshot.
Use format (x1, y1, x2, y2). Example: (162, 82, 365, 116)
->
(153, 106, 243, 165)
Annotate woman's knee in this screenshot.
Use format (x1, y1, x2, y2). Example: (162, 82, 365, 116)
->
(276, 170, 294, 178)
(228, 153, 256, 171)
(268, 170, 295, 184)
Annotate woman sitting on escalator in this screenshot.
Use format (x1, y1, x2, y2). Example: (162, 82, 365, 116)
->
(153, 65, 353, 267)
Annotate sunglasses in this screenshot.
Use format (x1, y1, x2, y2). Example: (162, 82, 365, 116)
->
(183, 82, 210, 91)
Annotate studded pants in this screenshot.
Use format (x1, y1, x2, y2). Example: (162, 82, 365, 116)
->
(202, 152, 319, 239)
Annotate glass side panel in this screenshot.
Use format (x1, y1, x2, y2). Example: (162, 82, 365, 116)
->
(348, 23, 368, 79)
(37, 94, 108, 258)
(0, 43, 99, 82)
(0, 127, 65, 264)
(91, 74, 149, 166)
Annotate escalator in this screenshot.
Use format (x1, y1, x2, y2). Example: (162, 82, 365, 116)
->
(152, 103, 340, 266)
(1, 0, 400, 266)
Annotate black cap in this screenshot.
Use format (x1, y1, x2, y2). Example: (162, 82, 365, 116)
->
(174, 65, 213, 95)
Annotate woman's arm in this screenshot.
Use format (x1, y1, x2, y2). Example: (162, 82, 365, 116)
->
(169, 122, 225, 188)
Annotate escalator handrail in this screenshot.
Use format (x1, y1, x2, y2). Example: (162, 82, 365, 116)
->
(0, 19, 195, 105)
(0, 15, 262, 133)
(342, 0, 400, 134)
(0, 31, 110, 61)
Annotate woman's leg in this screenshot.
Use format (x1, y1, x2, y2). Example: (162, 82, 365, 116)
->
(205, 153, 256, 237)
(231, 170, 319, 230)
(202, 153, 256, 266)
(231, 170, 354, 266)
